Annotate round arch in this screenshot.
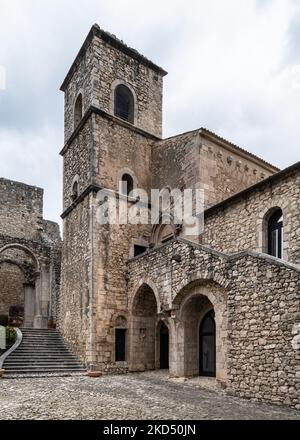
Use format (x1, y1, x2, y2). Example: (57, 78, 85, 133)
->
(0, 244, 39, 271)
(171, 279, 228, 382)
(110, 79, 138, 125)
(129, 279, 161, 314)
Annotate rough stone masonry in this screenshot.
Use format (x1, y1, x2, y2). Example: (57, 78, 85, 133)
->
(1, 23, 299, 410)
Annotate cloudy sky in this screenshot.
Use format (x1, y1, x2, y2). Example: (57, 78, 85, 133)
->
(0, 0, 300, 224)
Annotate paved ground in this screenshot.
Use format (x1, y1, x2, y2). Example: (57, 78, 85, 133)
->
(0, 371, 299, 420)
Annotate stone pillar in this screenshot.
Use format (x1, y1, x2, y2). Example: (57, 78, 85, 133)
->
(33, 265, 51, 329)
(169, 311, 185, 377)
(23, 284, 35, 328)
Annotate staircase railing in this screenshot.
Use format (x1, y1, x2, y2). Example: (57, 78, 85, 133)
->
(0, 328, 23, 369)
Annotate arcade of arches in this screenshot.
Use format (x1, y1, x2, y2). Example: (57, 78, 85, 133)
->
(128, 280, 227, 382)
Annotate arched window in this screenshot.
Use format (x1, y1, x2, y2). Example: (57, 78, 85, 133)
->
(71, 181, 79, 201)
(74, 94, 83, 128)
(268, 209, 283, 258)
(121, 173, 134, 196)
(114, 85, 134, 123)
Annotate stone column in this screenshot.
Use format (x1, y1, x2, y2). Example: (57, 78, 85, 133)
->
(23, 284, 35, 328)
(33, 265, 51, 329)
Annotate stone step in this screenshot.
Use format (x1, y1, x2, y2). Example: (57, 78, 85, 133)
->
(3, 329, 85, 375)
(4, 368, 86, 375)
(5, 361, 81, 369)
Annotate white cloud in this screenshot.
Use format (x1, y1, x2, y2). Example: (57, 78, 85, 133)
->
(0, 0, 299, 224)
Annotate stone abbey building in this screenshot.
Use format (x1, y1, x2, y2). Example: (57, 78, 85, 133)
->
(1, 24, 299, 409)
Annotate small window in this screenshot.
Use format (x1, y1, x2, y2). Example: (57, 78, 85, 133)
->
(114, 85, 134, 123)
(121, 174, 134, 196)
(74, 94, 83, 128)
(71, 181, 78, 201)
(134, 245, 147, 257)
(115, 329, 126, 362)
(268, 209, 283, 258)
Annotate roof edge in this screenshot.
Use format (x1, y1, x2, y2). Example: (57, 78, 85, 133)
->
(200, 128, 279, 173)
(60, 24, 168, 92)
(205, 160, 300, 217)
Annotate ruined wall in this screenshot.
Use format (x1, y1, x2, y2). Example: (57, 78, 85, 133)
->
(127, 239, 300, 408)
(202, 167, 300, 266)
(0, 263, 25, 316)
(0, 178, 61, 327)
(0, 178, 44, 241)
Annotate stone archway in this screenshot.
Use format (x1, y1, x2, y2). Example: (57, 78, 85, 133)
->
(0, 244, 50, 329)
(171, 280, 228, 383)
(129, 283, 158, 372)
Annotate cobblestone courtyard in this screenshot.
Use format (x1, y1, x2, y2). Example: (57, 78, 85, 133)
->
(0, 372, 299, 420)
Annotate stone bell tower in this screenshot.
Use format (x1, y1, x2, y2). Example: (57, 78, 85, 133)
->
(58, 24, 167, 371)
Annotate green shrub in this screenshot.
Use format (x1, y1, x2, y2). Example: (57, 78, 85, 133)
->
(6, 327, 16, 347)
(0, 315, 8, 326)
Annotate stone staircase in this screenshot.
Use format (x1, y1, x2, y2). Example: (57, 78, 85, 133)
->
(3, 328, 86, 375)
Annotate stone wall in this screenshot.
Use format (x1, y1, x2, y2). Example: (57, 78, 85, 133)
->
(0, 178, 43, 241)
(59, 195, 91, 362)
(0, 263, 25, 316)
(203, 165, 300, 266)
(62, 25, 165, 141)
(152, 130, 277, 209)
(0, 178, 61, 328)
(127, 238, 300, 408)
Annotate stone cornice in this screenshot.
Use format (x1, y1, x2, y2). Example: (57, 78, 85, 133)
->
(60, 24, 167, 92)
(60, 106, 160, 156)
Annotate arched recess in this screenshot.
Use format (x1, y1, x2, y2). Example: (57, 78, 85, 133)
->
(0, 244, 39, 271)
(172, 280, 228, 382)
(117, 168, 138, 195)
(74, 93, 83, 128)
(129, 283, 158, 371)
(0, 244, 39, 328)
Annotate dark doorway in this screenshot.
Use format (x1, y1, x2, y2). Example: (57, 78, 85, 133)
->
(159, 321, 169, 369)
(199, 310, 216, 377)
(115, 329, 126, 362)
